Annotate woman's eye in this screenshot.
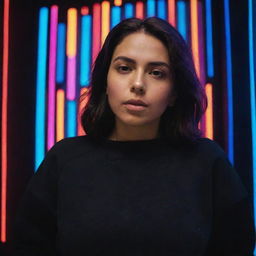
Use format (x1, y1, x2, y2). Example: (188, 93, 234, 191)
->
(150, 70, 166, 78)
(117, 66, 131, 72)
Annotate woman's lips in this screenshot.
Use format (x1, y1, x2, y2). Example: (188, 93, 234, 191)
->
(124, 103, 147, 111)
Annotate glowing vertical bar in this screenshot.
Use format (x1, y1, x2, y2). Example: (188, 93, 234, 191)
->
(147, 0, 156, 17)
(47, 5, 58, 150)
(177, 1, 187, 41)
(224, 0, 234, 163)
(81, 6, 89, 15)
(114, 0, 122, 6)
(101, 1, 110, 46)
(77, 87, 89, 136)
(168, 0, 176, 27)
(248, 0, 256, 245)
(35, 7, 49, 170)
(66, 101, 77, 137)
(205, 83, 213, 140)
(92, 3, 101, 64)
(66, 8, 77, 100)
(111, 6, 121, 28)
(157, 0, 166, 20)
(56, 89, 65, 142)
(80, 15, 92, 86)
(191, 0, 200, 79)
(205, 0, 214, 77)
(136, 2, 144, 19)
(124, 3, 134, 18)
(1, 0, 9, 243)
(56, 23, 66, 83)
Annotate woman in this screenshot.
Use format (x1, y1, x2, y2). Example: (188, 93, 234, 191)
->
(12, 17, 255, 255)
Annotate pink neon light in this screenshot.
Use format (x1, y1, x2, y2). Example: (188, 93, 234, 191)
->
(92, 3, 101, 65)
(67, 57, 76, 100)
(47, 5, 58, 150)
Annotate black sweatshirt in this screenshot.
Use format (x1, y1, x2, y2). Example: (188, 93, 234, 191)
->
(12, 135, 255, 255)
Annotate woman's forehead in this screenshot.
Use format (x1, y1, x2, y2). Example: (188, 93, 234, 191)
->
(112, 32, 170, 64)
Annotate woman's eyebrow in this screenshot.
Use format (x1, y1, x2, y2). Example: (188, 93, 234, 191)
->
(113, 56, 170, 69)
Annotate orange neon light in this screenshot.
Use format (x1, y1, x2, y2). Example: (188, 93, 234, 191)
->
(136, 2, 144, 19)
(67, 8, 77, 57)
(190, 0, 200, 79)
(81, 6, 89, 16)
(1, 0, 10, 243)
(205, 83, 213, 139)
(114, 0, 122, 6)
(78, 87, 89, 136)
(56, 89, 65, 142)
(101, 1, 110, 46)
(168, 0, 176, 27)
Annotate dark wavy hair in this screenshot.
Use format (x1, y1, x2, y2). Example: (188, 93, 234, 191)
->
(80, 17, 207, 144)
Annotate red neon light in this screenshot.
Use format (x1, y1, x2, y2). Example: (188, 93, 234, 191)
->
(1, 0, 10, 243)
(81, 6, 89, 16)
(92, 3, 101, 65)
(136, 2, 144, 19)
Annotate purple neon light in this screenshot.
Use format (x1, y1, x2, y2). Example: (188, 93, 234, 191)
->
(47, 5, 58, 150)
(66, 56, 76, 100)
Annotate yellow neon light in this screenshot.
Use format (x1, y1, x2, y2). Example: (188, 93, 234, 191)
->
(56, 89, 65, 142)
(114, 0, 122, 6)
(101, 1, 110, 46)
(205, 83, 213, 139)
(191, 0, 200, 79)
(67, 8, 77, 57)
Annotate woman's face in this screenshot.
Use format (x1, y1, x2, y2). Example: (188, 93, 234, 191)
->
(106, 31, 174, 130)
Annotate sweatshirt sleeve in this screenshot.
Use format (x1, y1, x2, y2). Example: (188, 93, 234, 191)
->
(11, 141, 63, 256)
(205, 156, 256, 256)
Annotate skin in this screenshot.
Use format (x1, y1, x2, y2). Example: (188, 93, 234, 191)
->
(106, 31, 175, 141)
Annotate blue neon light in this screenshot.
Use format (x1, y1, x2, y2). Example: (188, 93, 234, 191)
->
(80, 15, 92, 86)
(224, 0, 234, 164)
(177, 1, 187, 42)
(205, 0, 214, 77)
(248, 1, 256, 253)
(147, 0, 156, 17)
(124, 3, 133, 18)
(56, 23, 66, 84)
(35, 7, 49, 171)
(157, 0, 166, 20)
(66, 101, 77, 138)
(111, 6, 121, 29)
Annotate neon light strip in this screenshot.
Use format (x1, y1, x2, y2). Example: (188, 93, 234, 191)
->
(56, 23, 66, 84)
(191, 0, 200, 79)
(66, 8, 77, 100)
(205, 83, 213, 140)
(136, 2, 144, 19)
(147, 0, 156, 17)
(47, 6, 58, 150)
(56, 89, 65, 142)
(78, 87, 88, 136)
(124, 3, 134, 18)
(157, 0, 166, 19)
(35, 7, 49, 170)
(111, 6, 121, 28)
(80, 15, 92, 86)
(177, 1, 187, 41)
(224, 0, 234, 163)
(114, 0, 122, 6)
(92, 3, 101, 64)
(168, 0, 176, 27)
(66, 101, 77, 137)
(81, 6, 89, 15)
(1, 0, 9, 243)
(205, 0, 214, 77)
(248, 0, 256, 241)
(101, 1, 110, 46)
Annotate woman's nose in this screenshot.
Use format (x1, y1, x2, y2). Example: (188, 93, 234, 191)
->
(130, 71, 145, 95)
